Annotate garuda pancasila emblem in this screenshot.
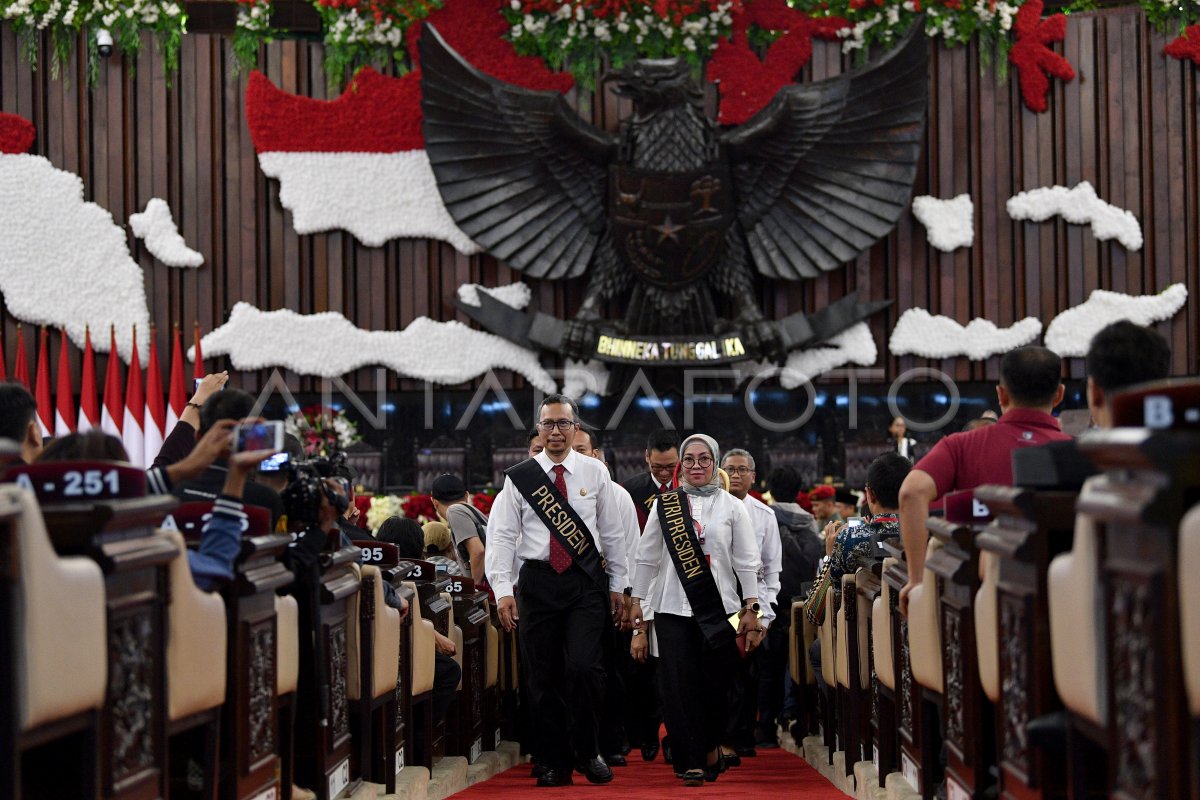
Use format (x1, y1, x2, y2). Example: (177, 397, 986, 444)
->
(419, 22, 928, 369)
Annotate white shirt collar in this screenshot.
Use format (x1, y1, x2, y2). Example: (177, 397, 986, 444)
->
(535, 447, 578, 474)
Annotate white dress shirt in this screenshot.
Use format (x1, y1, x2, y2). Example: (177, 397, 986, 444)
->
(632, 489, 760, 618)
(611, 482, 643, 578)
(484, 448, 629, 601)
(743, 494, 783, 628)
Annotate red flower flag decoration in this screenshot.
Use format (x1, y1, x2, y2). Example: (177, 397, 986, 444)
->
(123, 327, 145, 468)
(706, 0, 848, 126)
(55, 328, 76, 436)
(13, 325, 29, 390)
(78, 327, 99, 433)
(166, 324, 188, 434)
(144, 326, 166, 467)
(1165, 24, 1200, 65)
(1008, 0, 1074, 114)
(100, 326, 124, 439)
(34, 327, 52, 438)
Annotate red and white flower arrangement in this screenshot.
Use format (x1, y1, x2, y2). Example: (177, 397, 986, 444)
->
(503, 0, 739, 86)
(284, 404, 362, 457)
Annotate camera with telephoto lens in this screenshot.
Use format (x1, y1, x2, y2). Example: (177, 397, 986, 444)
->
(280, 453, 350, 528)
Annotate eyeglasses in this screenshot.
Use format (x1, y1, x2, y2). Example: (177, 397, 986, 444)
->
(537, 419, 577, 432)
(681, 455, 714, 468)
(649, 462, 677, 474)
(724, 466, 753, 476)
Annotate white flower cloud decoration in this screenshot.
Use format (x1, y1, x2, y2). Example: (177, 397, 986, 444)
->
(0, 153, 149, 361)
(1044, 284, 1187, 356)
(129, 198, 204, 268)
(195, 299, 556, 392)
(735, 322, 878, 389)
(889, 309, 1043, 360)
(912, 194, 974, 252)
(1007, 181, 1143, 251)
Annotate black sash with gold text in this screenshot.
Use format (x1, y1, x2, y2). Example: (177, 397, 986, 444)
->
(507, 459, 609, 589)
(656, 489, 736, 651)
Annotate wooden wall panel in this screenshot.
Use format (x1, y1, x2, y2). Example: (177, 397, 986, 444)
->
(0, 5, 1196, 400)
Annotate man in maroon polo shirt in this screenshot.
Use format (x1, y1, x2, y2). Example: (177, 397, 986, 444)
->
(897, 346, 1071, 614)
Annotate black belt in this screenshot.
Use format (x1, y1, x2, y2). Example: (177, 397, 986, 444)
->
(522, 559, 556, 572)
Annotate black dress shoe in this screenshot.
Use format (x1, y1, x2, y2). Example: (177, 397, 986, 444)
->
(605, 753, 627, 767)
(640, 740, 660, 762)
(721, 750, 741, 768)
(530, 763, 548, 779)
(574, 756, 614, 784)
(735, 745, 757, 758)
(536, 768, 572, 787)
(662, 737, 672, 764)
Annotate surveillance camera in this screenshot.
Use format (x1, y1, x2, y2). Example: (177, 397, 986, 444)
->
(96, 28, 113, 58)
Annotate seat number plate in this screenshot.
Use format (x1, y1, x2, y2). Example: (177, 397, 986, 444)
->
(902, 753, 920, 794)
(328, 758, 350, 798)
(396, 745, 405, 775)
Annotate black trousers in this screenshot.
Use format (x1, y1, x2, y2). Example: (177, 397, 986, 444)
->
(655, 613, 739, 772)
(599, 625, 628, 756)
(432, 653, 461, 721)
(756, 622, 790, 740)
(726, 645, 760, 748)
(516, 560, 608, 769)
(623, 649, 661, 750)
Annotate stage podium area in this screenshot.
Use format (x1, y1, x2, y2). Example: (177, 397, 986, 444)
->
(0, 449, 523, 800)
(783, 380, 1200, 800)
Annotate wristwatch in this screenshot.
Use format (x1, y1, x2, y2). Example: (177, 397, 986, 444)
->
(743, 602, 761, 614)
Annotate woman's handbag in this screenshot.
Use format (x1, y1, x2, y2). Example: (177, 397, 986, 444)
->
(803, 559, 835, 626)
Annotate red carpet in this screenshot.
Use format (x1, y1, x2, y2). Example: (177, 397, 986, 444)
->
(447, 745, 843, 799)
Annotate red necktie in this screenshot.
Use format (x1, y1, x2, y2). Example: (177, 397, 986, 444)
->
(659, 483, 668, 493)
(549, 465, 574, 573)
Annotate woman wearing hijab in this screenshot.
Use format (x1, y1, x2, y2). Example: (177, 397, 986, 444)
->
(629, 434, 764, 786)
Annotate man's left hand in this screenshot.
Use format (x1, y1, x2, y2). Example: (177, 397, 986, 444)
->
(609, 592, 625, 626)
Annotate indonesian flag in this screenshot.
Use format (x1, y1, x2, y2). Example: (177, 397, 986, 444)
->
(166, 324, 187, 433)
(244, 0, 571, 252)
(122, 327, 145, 468)
(55, 328, 76, 436)
(13, 325, 29, 389)
(100, 326, 123, 439)
(34, 327, 52, 438)
(78, 327, 99, 433)
(143, 327, 166, 466)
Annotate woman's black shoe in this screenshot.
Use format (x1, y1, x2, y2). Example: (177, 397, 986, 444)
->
(640, 740, 660, 762)
(704, 754, 723, 782)
(681, 769, 705, 787)
(536, 768, 572, 787)
(721, 751, 741, 768)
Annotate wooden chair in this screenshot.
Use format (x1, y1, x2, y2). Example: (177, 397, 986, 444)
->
(836, 570, 876, 774)
(882, 552, 934, 797)
(1072, 427, 1200, 799)
(343, 442, 385, 493)
(483, 602, 502, 752)
(788, 599, 820, 740)
(398, 571, 437, 771)
(0, 484, 106, 799)
(447, 578, 490, 762)
(161, 528, 227, 800)
(1180, 503, 1200, 800)
(904, 537, 945, 799)
(347, 558, 401, 794)
(166, 501, 293, 800)
(976, 484, 1077, 800)
(291, 535, 362, 800)
(871, 557, 901, 779)
(926, 492, 994, 800)
(276, 593, 300, 800)
(764, 438, 824, 487)
(817, 584, 839, 764)
(842, 440, 893, 490)
(408, 561, 453, 763)
(7, 461, 177, 800)
(415, 444, 467, 494)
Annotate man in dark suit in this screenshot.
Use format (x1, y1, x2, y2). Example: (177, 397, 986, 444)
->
(172, 388, 284, 527)
(622, 430, 680, 529)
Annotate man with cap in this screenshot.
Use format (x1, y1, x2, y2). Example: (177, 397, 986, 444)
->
(431, 473, 489, 585)
(809, 485, 841, 532)
(485, 394, 629, 787)
(833, 488, 860, 521)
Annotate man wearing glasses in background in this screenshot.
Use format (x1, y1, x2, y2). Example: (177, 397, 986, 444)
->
(721, 449, 784, 758)
(623, 430, 681, 529)
(485, 395, 630, 787)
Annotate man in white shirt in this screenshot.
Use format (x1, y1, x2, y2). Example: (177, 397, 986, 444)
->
(721, 448, 783, 757)
(573, 427, 642, 766)
(485, 395, 629, 787)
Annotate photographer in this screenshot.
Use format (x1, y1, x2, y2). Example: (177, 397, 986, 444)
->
(38, 427, 275, 591)
(172, 388, 284, 526)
